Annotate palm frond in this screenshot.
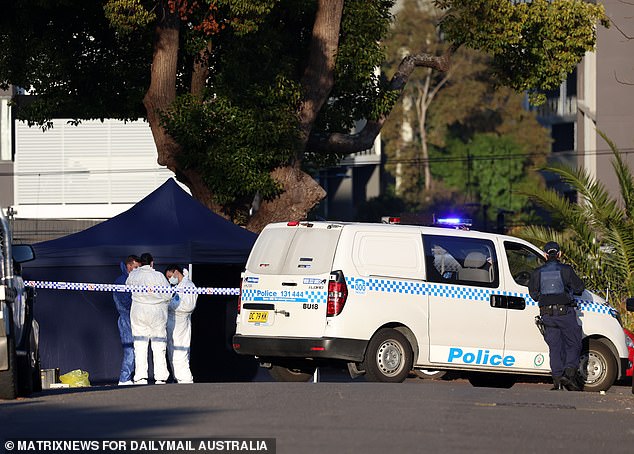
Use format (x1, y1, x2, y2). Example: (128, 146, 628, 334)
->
(543, 163, 619, 226)
(598, 129, 634, 221)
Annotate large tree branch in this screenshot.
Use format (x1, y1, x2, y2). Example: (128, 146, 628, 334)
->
(306, 45, 458, 155)
(296, 0, 344, 164)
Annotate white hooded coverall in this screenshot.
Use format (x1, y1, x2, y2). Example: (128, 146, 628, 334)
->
(126, 265, 172, 383)
(168, 269, 198, 383)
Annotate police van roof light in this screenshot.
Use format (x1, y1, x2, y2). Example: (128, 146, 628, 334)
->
(381, 216, 401, 224)
(435, 217, 472, 228)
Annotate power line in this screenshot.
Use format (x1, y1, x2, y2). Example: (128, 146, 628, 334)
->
(0, 146, 633, 175)
(0, 167, 171, 177)
(382, 147, 634, 166)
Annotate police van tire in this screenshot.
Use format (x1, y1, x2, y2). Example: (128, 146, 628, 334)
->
(268, 365, 315, 382)
(17, 326, 40, 396)
(580, 340, 616, 392)
(363, 328, 413, 383)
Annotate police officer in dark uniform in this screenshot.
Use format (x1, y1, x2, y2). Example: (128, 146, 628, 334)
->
(528, 241, 585, 391)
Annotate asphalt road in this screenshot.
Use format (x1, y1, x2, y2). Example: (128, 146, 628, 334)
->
(1, 373, 634, 454)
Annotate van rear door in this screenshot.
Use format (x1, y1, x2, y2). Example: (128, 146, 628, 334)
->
(239, 223, 342, 338)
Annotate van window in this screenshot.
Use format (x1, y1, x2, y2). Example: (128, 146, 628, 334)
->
(423, 234, 499, 287)
(282, 228, 341, 274)
(246, 227, 341, 275)
(353, 233, 423, 279)
(504, 241, 545, 286)
(246, 227, 296, 274)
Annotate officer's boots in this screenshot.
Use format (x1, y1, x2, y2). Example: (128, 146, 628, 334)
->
(550, 377, 564, 390)
(560, 367, 582, 391)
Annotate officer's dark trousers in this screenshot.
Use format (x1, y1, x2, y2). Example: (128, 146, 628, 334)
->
(542, 307, 582, 378)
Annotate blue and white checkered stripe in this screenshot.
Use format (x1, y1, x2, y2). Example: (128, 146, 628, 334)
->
(344, 276, 617, 316)
(25, 280, 240, 296)
(240, 288, 327, 303)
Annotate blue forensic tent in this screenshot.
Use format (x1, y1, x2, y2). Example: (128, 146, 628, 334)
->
(23, 178, 258, 383)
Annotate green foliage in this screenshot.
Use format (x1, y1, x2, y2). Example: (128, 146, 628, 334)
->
(0, 1, 151, 124)
(518, 134, 634, 328)
(104, 0, 155, 34)
(432, 133, 538, 219)
(161, 79, 300, 206)
(435, 0, 609, 104)
(381, 1, 551, 219)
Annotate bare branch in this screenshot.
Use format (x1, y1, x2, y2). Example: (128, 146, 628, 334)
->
(306, 44, 459, 155)
(609, 17, 633, 40)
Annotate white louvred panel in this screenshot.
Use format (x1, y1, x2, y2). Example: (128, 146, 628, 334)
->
(14, 118, 175, 217)
(63, 120, 110, 203)
(15, 122, 64, 204)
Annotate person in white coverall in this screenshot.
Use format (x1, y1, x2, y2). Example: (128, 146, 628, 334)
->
(164, 264, 198, 383)
(126, 252, 172, 384)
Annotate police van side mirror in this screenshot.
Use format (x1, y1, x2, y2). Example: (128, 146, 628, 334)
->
(12, 244, 35, 263)
(626, 297, 634, 312)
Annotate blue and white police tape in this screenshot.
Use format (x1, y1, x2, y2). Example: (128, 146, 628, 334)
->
(25, 280, 240, 296)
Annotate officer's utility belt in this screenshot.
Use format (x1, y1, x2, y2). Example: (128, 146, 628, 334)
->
(539, 304, 571, 316)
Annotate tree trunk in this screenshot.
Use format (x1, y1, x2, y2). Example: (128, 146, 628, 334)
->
(143, 3, 180, 169)
(143, 3, 225, 215)
(246, 167, 326, 232)
(296, 0, 344, 162)
(247, 0, 342, 230)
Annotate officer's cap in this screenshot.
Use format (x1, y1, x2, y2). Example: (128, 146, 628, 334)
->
(543, 241, 560, 255)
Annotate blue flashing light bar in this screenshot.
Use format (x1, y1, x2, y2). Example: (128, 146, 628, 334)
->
(434, 216, 473, 229)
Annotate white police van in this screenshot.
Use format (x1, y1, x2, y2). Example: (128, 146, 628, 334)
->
(233, 221, 630, 391)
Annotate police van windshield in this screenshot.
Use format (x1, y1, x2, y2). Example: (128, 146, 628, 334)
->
(504, 241, 545, 286)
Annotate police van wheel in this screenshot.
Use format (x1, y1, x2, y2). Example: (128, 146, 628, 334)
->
(17, 324, 41, 396)
(363, 329, 413, 383)
(268, 365, 315, 382)
(580, 340, 616, 392)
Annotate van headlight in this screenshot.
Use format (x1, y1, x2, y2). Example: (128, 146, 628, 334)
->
(625, 334, 634, 349)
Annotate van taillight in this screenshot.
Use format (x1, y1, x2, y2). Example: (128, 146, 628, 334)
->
(327, 271, 347, 316)
(237, 279, 243, 314)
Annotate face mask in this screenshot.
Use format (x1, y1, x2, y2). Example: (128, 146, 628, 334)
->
(169, 276, 179, 285)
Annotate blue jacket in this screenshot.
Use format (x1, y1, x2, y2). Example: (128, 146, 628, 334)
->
(113, 261, 132, 315)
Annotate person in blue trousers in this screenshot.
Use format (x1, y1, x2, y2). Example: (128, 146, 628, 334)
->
(529, 242, 585, 391)
(113, 255, 140, 385)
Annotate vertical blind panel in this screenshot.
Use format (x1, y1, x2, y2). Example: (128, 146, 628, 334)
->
(15, 123, 64, 203)
(15, 119, 174, 207)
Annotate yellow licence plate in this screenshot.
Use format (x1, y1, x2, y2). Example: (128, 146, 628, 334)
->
(248, 311, 269, 323)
